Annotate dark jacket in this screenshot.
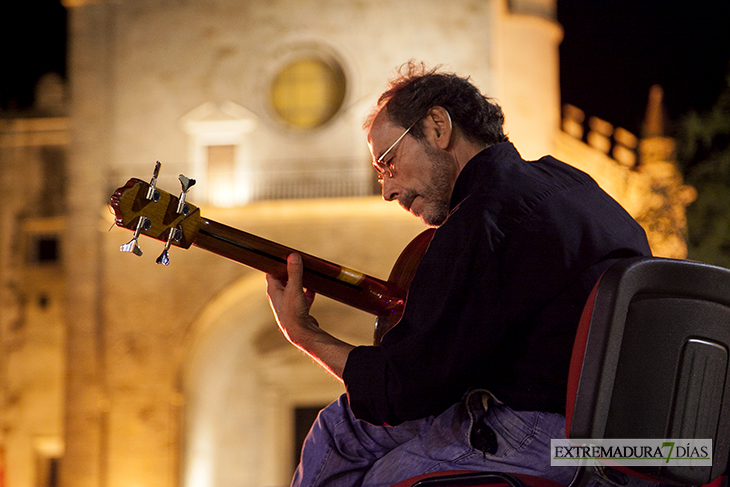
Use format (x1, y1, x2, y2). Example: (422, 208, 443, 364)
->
(343, 142, 652, 426)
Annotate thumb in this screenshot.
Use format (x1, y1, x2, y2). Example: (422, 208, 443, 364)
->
(286, 253, 304, 288)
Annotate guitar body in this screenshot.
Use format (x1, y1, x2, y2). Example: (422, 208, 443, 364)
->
(374, 228, 435, 344)
(110, 176, 434, 344)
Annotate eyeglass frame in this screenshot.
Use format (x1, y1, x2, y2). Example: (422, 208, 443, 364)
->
(372, 119, 418, 181)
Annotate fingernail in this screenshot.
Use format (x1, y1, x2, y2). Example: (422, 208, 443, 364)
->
(290, 253, 301, 264)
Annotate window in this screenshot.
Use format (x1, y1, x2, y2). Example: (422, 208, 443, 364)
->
(22, 217, 65, 265)
(271, 57, 346, 130)
(180, 102, 257, 207)
(207, 144, 237, 205)
(30, 235, 60, 264)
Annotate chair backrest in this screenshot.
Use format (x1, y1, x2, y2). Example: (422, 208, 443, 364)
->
(566, 256, 730, 485)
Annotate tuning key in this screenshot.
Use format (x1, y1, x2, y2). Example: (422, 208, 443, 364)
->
(120, 216, 151, 256)
(156, 227, 182, 266)
(146, 161, 162, 202)
(176, 174, 196, 215)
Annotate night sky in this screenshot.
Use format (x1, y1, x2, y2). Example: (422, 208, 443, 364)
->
(558, 0, 730, 136)
(0, 0, 66, 111)
(1, 0, 729, 137)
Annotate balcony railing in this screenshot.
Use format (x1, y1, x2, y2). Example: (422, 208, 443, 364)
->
(202, 166, 379, 207)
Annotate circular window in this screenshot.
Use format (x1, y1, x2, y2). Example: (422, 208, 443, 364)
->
(270, 57, 346, 130)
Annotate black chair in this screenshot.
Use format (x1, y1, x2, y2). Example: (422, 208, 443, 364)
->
(395, 256, 730, 487)
(567, 256, 730, 486)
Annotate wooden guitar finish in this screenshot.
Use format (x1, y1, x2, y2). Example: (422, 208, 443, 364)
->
(110, 177, 434, 344)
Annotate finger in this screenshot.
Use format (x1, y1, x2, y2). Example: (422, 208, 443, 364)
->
(265, 273, 285, 298)
(286, 253, 304, 288)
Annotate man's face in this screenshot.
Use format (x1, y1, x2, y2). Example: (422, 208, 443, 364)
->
(368, 113, 457, 227)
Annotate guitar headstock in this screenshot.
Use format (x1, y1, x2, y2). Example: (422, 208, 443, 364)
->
(109, 162, 201, 265)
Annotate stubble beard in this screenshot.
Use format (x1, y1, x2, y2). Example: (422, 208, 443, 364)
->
(416, 145, 455, 227)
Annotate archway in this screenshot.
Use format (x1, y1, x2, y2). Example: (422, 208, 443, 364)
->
(181, 272, 376, 487)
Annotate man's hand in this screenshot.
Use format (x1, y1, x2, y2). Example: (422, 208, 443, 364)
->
(265, 253, 319, 346)
(265, 253, 355, 382)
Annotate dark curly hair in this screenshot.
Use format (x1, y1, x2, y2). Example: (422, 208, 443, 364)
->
(365, 61, 508, 146)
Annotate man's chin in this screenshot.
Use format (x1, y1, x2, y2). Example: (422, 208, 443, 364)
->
(416, 206, 448, 227)
(405, 196, 449, 227)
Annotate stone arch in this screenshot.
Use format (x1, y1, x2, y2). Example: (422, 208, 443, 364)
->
(180, 271, 369, 487)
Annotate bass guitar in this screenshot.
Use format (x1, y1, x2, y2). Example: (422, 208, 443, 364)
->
(109, 162, 434, 344)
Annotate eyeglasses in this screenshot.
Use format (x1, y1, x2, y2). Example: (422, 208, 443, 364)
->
(372, 120, 418, 181)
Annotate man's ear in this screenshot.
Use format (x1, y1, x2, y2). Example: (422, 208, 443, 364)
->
(426, 106, 453, 150)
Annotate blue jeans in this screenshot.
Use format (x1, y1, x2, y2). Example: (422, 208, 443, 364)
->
(292, 391, 664, 487)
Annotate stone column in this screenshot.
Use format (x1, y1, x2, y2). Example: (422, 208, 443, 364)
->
(61, 2, 115, 486)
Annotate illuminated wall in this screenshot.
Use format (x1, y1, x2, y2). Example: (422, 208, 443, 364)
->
(59, 1, 564, 485)
(0, 0, 696, 487)
(0, 75, 69, 487)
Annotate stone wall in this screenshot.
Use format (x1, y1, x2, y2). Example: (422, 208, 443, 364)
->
(0, 1, 699, 486)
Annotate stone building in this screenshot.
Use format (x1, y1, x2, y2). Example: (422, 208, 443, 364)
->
(0, 1, 694, 487)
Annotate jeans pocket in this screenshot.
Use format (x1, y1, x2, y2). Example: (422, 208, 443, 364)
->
(490, 408, 543, 452)
(470, 416, 499, 454)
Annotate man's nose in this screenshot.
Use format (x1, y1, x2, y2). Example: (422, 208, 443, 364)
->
(381, 177, 399, 202)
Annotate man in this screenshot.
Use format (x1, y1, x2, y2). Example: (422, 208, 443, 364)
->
(266, 62, 653, 487)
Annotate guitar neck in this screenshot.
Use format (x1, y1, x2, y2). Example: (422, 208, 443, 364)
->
(193, 218, 406, 318)
(110, 177, 408, 320)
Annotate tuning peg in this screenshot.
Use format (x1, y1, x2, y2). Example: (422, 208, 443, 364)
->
(120, 216, 151, 256)
(146, 161, 162, 202)
(176, 174, 196, 215)
(156, 227, 182, 266)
